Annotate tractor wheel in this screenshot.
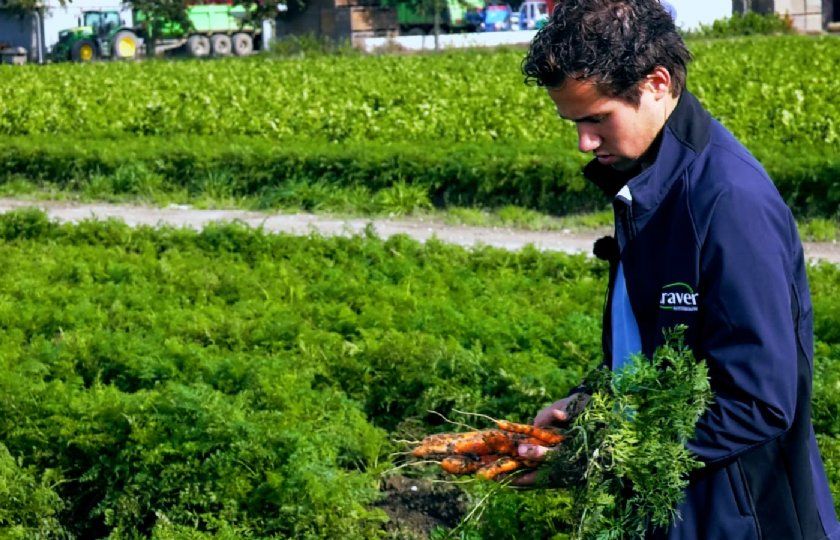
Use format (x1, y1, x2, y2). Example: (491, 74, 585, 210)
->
(70, 39, 97, 62)
(187, 35, 211, 58)
(211, 34, 232, 56)
(112, 31, 138, 60)
(231, 33, 253, 56)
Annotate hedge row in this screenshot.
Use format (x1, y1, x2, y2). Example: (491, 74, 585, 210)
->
(3, 136, 840, 218)
(0, 136, 603, 215)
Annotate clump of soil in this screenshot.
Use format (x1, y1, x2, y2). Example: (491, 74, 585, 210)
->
(376, 475, 469, 539)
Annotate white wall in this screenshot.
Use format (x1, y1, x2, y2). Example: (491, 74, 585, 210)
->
(775, 0, 824, 32)
(357, 29, 536, 52)
(41, 0, 131, 52)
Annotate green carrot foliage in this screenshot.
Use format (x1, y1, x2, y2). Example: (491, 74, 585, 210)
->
(556, 326, 713, 538)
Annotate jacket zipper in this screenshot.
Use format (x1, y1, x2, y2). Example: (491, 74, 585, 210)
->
(617, 200, 636, 245)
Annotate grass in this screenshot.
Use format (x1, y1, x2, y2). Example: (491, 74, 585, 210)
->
(801, 218, 840, 243)
(442, 206, 612, 232)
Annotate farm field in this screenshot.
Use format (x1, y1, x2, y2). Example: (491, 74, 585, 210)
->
(0, 208, 838, 538)
(1, 33, 840, 538)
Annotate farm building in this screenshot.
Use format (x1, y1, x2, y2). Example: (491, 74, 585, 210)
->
(0, 0, 129, 62)
(666, 0, 837, 32)
(776, 0, 840, 31)
(731, 0, 839, 31)
(276, 0, 397, 42)
(0, 1, 43, 62)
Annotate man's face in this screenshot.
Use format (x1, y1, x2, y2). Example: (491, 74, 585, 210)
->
(547, 77, 667, 172)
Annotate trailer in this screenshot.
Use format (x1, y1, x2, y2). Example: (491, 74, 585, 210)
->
(394, 0, 484, 35)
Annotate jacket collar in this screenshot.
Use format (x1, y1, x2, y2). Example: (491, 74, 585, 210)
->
(583, 90, 712, 216)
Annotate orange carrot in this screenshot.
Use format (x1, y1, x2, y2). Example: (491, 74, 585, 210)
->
(476, 456, 524, 480)
(451, 432, 495, 455)
(412, 432, 477, 457)
(481, 430, 517, 455)
(450, 429, 522, 456)
(439, 454, 500, 475)
(496, 420, 567, 445)
(414, 430, 506, 457)
(440, 455, 480, 475)
(515, 436, 551, 447)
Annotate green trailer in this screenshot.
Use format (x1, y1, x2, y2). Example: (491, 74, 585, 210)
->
(49, 4, 261, 63)
(135, 4, 259, 57)
(396, 0, 485, 35)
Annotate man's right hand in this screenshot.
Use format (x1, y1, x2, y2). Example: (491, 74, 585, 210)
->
(510, 392, 590, 487)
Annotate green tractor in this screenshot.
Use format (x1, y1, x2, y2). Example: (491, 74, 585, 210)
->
(50, 10, 140, 63)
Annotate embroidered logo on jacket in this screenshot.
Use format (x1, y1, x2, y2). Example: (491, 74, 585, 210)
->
(659, 282, 699, 312)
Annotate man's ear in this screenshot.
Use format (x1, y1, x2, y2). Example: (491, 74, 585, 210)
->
(643, 66, 672, 100)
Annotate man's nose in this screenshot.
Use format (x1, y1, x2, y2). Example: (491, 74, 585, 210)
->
(577, 127, 600, 153)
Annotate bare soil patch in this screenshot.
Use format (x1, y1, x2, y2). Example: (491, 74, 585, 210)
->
(375, 476, 468, 538)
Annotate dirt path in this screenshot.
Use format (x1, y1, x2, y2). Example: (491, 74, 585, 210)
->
(1, 198, 838, 264)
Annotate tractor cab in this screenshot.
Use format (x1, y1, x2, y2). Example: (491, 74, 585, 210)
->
(81, 10, 123, 37)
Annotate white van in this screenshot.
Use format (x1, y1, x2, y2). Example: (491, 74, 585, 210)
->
(517, 0, 548, 30)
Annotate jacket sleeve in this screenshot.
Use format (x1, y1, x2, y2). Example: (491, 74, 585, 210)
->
(688, 179, 801, 465)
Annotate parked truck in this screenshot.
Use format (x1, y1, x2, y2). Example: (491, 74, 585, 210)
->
(49, 3, 261, 63)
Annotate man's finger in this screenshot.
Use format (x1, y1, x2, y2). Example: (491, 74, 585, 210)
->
(517, 443, 549, 460)
(508, 468, 540, 488)
(552, 409, 569, 422)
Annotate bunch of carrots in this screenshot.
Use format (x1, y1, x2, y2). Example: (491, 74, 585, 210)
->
(409, 418, 567, 481)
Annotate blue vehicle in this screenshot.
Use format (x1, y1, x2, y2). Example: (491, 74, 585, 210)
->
(481, 4, 512, 31)
(464, 6, 484, 31)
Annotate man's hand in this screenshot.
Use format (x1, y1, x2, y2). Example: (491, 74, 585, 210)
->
(510, 392, 590, 487)
(532, 393, 590, 428)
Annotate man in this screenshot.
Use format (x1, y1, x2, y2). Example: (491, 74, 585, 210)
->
(513, 1, 840, 538)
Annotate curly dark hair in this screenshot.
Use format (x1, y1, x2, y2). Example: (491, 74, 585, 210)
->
(522, 0, 692, 104)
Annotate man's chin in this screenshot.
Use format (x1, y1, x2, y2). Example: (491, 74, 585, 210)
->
(608, 158, 638, 172)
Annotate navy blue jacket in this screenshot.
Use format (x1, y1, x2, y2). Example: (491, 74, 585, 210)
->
(585, 91, 840, 539)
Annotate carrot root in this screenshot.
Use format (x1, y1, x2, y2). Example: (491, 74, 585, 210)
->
(496, 420, 567, 445)
(440, 454, 500, 475)
(476, 456, 524, 480)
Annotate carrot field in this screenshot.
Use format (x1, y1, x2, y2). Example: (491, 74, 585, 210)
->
(0, 208, 836, 538)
